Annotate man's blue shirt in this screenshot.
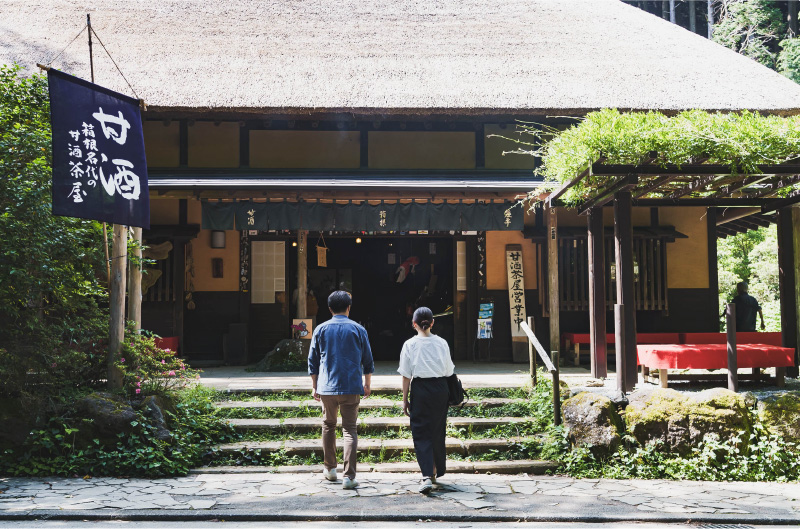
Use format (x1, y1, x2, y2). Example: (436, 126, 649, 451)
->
(308, 314, 375, 395)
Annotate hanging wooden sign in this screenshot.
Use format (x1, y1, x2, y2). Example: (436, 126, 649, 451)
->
(316, 233, 328, 267)
(506, 244, 527, 337)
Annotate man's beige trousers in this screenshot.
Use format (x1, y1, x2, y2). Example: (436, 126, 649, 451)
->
(320, 394, 360, 479)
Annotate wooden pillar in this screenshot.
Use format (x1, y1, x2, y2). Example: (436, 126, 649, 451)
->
(689, 0, 697, 33)
(547, 205, 560, 357)
(726, 302, 738, 392)
(587, 207, 607, 379)
(614, 190, 637, 391)
(778, 209, 799, 377)
(793, 207, 800, 378)
(297, 229, 308, 319)
(127, 227, 142, 332)
(173, 240, 187, 356)
(707, 208, 719, 323)
(108, 224, 127, 390)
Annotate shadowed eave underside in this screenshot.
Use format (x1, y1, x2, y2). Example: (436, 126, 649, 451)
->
(3, 0, 800, 114)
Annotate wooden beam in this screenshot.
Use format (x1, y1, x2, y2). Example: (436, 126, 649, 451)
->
(297, 229, 308, 319)
(547, 206, 560, 357)
(668, 174, 720, 199)
(793, 206, 800, 378)
(707, 208, 719, 318)
(726, 303, 738, 393)
(715, 207, 762, 225)
(632, 174, 681, 199)
(778, 209, 799, 378)
(762, 189, 800, 214)
(614, 190, 637, 392)
(546, 156, 604, 206)
(587, 207, 607, 379)
(577, 174, 638, 215)
(108, 225, 127, 390)
(715, 175, 774, 198)
(127, 227, 143, 332)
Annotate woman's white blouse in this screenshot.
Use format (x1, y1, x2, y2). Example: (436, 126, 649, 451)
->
(397, 335, 455, 379)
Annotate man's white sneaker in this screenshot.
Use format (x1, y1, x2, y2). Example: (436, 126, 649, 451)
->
(418, 478, 433, 494)
(323, 468, 337, 482)
(343, 477, 359, 489)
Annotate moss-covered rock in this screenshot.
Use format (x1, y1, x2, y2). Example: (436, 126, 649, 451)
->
(757, 391, 800, 442)
(562, 392, 623, 457)
(75, 392, 138, 444)
(624, 387, 751, 455)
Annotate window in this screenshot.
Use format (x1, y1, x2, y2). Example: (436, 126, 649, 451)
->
(558, 237, 668, 311)
(251, 241, 286, 304)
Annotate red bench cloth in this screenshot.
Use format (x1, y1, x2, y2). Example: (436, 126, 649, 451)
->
(637, 343, 795, 370)
(154, 336, 179, 353)
(678, 332, 782, 346)
(562, 333, 680, 345)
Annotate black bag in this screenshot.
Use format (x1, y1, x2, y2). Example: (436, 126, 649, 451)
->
(447, 373, 467, 407)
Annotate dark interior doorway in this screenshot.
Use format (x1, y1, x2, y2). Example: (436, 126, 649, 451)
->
(307, 236, 454, 360)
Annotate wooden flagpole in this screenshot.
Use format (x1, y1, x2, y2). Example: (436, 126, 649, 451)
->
(86, 13, 126, 389)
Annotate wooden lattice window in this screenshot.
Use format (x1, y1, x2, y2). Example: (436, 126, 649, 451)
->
(558, 236, 668, 311)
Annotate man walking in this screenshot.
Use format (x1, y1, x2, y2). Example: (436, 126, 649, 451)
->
(308, 291, 374, 489)
(731, 281, 766, 332)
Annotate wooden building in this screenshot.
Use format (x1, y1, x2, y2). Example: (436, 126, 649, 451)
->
(4, 0, 800, 366)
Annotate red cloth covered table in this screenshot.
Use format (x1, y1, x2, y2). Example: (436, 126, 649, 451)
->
(154, 336, 179, 354)
(637, 343, 794, 370)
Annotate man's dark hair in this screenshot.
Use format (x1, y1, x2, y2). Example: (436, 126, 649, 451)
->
(328, 290, 352, 313)
(737, 281, 748, 295)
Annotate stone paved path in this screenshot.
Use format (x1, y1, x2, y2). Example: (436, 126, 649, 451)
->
(1, 473, 799, 522)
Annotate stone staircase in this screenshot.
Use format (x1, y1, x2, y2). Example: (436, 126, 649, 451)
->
(199, 386, 559, 475)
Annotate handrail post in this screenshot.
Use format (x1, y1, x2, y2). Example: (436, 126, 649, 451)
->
(552, 350, 561, 426)
(726, 303, 738, 392)
(528, 316, 537, 387)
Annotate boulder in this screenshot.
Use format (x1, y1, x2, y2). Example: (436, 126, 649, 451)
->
(75, 392, 138, 440)
(0, 397, 35, 447)
(757, 391, 800, 443)
(561, 392, 623, 457)
(251, 339, 311, 371)
(624, 387, 751, 455)
(137, 395, 172, 442)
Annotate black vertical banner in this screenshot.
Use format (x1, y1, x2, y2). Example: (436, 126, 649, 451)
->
(48, 68, 150, 228)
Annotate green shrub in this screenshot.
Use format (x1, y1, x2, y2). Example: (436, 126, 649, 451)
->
(0, 386, 236, 477)
(117, 326, 200, 398)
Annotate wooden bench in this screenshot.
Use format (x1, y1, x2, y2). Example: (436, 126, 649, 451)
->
(637, 341, 793, 388)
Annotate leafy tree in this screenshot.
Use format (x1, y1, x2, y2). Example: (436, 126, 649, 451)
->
(0, 64, 108, 406)
(778, 37, 800, 83)
(712, 0, 786, 69)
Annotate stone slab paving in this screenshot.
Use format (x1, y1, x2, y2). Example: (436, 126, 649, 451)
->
(1, 473, 799, 522)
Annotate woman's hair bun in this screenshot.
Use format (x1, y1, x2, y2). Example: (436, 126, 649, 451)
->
(413, 307, 434, 330)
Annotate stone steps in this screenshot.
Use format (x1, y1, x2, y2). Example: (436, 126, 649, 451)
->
(194, 459, 558, 475)
(215, 397, 521, 410)
(217, 436, 541, 458)
(226, 416, 530, 432)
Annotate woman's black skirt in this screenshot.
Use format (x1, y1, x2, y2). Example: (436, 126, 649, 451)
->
(409, 376, 449, 478)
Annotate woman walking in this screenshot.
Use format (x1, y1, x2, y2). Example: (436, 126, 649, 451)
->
(398, 307, 455, 494)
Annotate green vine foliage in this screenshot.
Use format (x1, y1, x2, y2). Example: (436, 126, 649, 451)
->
(524, 109, 800, 206)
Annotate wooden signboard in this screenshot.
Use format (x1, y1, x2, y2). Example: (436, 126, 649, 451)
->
(506, 244, 527, 338)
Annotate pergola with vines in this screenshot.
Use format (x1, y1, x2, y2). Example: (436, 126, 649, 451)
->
(531, 110, 800, 392)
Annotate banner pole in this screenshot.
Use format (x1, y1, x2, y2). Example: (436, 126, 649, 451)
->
(86, 14, 111, 284)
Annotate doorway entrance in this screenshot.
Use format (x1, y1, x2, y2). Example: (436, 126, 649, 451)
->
(306, 235, 454, 360)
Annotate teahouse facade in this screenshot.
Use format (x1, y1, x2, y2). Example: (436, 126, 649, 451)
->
(5, 0, 800, 366)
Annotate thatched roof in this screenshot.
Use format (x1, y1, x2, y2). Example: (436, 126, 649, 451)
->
(4, 0, 800, 115)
